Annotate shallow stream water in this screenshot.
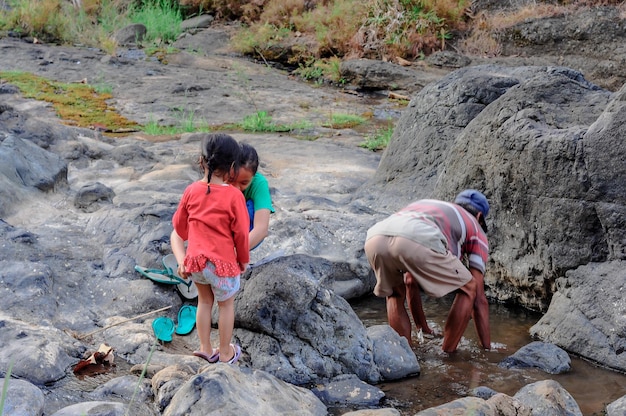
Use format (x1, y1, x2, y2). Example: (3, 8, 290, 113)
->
(349, 294, 626, 416)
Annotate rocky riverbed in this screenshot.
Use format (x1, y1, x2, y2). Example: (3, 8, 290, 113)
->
(1, 5, 626, 415)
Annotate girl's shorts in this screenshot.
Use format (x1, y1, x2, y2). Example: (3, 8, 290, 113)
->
(190, 261, 240, 302)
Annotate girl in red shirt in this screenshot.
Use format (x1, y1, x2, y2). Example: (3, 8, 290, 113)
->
(171, 134, 250, 364)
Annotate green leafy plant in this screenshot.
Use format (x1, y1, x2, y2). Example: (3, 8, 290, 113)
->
(128, 0, 183, 44)
(142, 118, 171, 135)
(294, 60, 324, 83)
(142, 109, 212, 135)
(91, 76, 114, 94)
(171, 107, 209, 133)
(322, 112, 367, 129)
(360, 123, 394, 151)
(239, 111, 291, 132)
(294, 57, 345, 85)
(0, 0, 183, 51)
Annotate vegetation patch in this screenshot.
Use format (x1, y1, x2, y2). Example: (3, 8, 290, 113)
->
(323, 112, 368, 129)
(293, 56, 345, 85)
(229, 0, 471, 65)
(0, 0, 183, 53)
(0, 71, 140, 132)
(238, 111, 289, 132)
(360, 122, 394, 151)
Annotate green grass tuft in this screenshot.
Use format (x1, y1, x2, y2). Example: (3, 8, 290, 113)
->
(360, 123, 394, 151)
(322, 113, 367, 129)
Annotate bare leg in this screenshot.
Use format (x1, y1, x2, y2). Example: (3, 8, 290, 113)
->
(217, 295, 236, 362)
(195, 283, 215, 354)
(404, 272, 432, 335)
(386, 283, 413, 346)
(442, 278, 477, 353)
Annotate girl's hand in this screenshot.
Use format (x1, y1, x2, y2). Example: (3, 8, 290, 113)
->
(239, 262, 248, 272)
(177, 264, 190, 279)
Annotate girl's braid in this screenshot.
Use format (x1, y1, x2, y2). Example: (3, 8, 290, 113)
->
(199, 133, 241, 194)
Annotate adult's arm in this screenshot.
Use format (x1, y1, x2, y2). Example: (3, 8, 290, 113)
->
(249, 208, 271, 249)
(470, 267, 491, 350)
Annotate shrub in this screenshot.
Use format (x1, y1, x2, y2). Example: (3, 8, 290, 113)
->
(0, 0, 182, 48)
(129, 0, 182, 44)
(1, 0, 71, 43)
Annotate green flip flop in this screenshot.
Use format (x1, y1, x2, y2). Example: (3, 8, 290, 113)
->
(152, 316, 175, 342)
(175, 304, 197, 335)
(162, 254, 199, 301)
(134, 265, 182, 285)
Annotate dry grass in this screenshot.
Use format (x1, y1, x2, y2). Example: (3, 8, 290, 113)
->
(229, 0, 473, 62)
(178, 0, 250, 19)
(5, 0, 624, 68)
(422, 0, 471, 23)
(457, 0, 626, 55)
(456, 26, 502, 57)
(483, 0, 626, 31)
(485, 4, 572, 30)
(8, 0, 68, 42)
(258, 0, 306, 26)
(292, 0, 367, 56)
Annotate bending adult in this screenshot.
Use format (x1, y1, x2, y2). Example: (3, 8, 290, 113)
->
(364, 189, 491, 353)
(231, 142, 275, 250)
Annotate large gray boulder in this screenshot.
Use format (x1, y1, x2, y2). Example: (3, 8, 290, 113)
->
(498, 341, 571, 374)
(495, 5, 626, 91)
(434, 66, 616, 310)
(607, 395, 626, 416)
(164, 364, 326, 415)
(530, 261, 626, 372)
(416, 379, 581, 416)
(513, 380, 582, 416)
(0, 314, 79, 386)
(359, 66, 556, 210)
(360, 64, 625, 312)
(234, 254, 381, 385)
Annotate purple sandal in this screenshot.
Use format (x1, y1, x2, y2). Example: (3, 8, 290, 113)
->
(193, 349, 219, 363)
(221, 344, 241, 364)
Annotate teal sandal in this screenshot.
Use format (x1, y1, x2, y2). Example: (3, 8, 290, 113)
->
(134, 255, 198, 301)
(152, 316, 175, 342)
(175, 304, 197, 335)
(134, 265, 183, 285)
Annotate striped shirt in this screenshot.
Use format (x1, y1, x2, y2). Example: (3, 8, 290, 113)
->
(367, 199, 489, 274)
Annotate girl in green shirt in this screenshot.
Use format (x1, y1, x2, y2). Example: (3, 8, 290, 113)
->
(231, 143, 275, 249)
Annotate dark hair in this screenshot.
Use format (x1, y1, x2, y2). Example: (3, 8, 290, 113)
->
(239, 142, 259, 174)
(199, 133, 241, 194)
(457, 202, 488, 234)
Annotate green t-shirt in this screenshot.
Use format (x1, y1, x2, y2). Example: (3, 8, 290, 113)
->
(242, 172, 275, 213)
